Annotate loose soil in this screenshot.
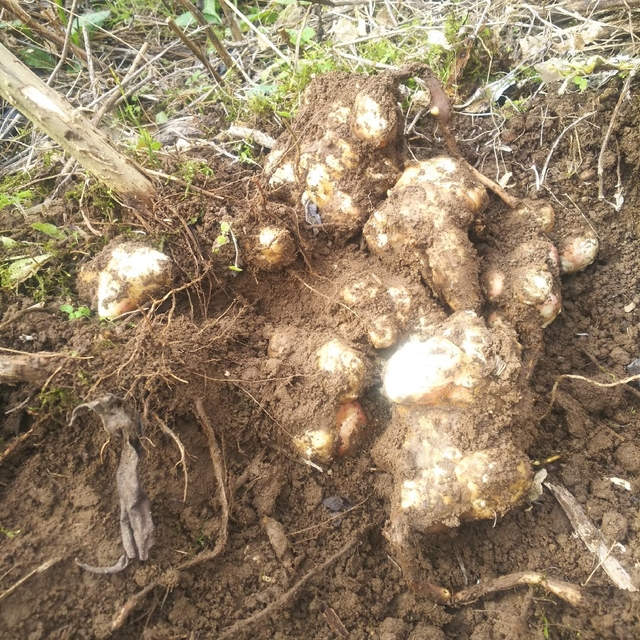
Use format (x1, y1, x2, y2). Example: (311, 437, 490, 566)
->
(2, 77, 640, 640)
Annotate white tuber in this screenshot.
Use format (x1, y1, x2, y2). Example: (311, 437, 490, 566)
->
(483, 269, 505, 301)
(316, 339, 367, 401)
(351, 92, 397, 148)
(341, 276, 414, 349)
(558, 231, 599, 274)
(383, 312, 494, 405)
(293, 428, 335, 462)
(251, 227, 297, 270)
(537, 292, 562, 328)
(513, 267, 554, 306)
(79, 243, 173, 319)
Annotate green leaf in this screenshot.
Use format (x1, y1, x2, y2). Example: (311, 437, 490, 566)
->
(175, 11, 195, 28)
(220, 221, 231, 233)
(31, 222, 66, 240)
(18, 48, 55, 70)
(175, 8, 220, 28)
(59, 304, 74, 314)
(75, 10, 110, 32)
(1, 254, 51, 287)
(155, 111, 169, 124)
(573, 75, 588, 91)
(0, 237, 18, 249)
(286, 26, 316, 45)
(228, 265, 243, 272)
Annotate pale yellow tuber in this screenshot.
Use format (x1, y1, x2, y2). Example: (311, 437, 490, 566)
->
(78, 242, 174, 319)
(374, 312, 533, 536)
(265, 72, 405, 235)
(246, 226, 297, 271)
(363, 157, 488, 312)
(558, 230, 599, 274)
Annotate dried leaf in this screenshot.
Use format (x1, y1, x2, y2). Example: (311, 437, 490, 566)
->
(71, 395, 154, 574)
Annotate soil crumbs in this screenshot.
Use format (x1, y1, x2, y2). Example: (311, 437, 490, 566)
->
(2, 83, 640, 640)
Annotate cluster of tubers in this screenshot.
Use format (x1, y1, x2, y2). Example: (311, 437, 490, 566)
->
(76, 70, 599, 561)
(260, 70, 599, 548)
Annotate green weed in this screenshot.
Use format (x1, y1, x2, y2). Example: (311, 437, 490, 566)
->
(0, 525, 20, 539)
(60, 303, 91, 320)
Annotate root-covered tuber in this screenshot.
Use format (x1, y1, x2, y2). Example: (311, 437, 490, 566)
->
(265, 73, 405, 235)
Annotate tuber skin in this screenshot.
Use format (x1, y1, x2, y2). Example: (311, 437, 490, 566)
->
(245, 226, 297, 271)
(374, 312, 534, 540)
(261, 327, 375, 463)
(558, 230, 599, 274)
(341, 274, 415, 349)
(78, 242, 174, 319)
(363, 157, 488, 313)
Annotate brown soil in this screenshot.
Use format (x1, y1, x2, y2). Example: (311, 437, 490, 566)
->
(2, 76, 640, 640)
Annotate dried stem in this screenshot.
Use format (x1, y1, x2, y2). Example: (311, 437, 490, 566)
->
(452, 570, 583, 607)
(598, 65, 638, 202)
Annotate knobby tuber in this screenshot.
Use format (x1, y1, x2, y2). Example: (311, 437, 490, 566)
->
(260, 70, 601, 561)
(265, 72, 405, 235)
(259, 71, 603, 582)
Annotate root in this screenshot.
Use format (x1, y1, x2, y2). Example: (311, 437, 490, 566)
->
(463, 162, 521, 209)
(451, 571, 583, 607)
(194, 398, 230, 529)
(0, 426, 35, 467)
(217, 531, 367, 639)
(154, 414, 190, 503)
(542, 372, 640, 420)
(598, 64, 638, 203)
(0, 557, 61, 602)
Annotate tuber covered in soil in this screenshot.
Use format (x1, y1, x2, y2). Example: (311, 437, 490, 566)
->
(260, 73, 608, 601)
(265, 72, 406, 235)
(363, 157, 488, 312)
(260, 69, 602, 581)
(374, 311, 533, 538)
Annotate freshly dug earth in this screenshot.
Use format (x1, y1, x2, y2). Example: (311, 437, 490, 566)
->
(2, 75, 640, 640)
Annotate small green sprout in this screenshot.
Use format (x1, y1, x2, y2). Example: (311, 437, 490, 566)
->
(60, 303, 91, 320)
(212, 221, 242, 272)
(573, 75, 588, 92)
(0, 525, 20, 539)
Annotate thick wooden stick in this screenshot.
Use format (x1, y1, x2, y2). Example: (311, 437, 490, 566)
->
(0, 354, 57, 385)
(0, 43, 155, 208)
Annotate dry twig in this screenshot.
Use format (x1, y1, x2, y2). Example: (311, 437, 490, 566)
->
(452, 571, 583, 607)
(0, 558, 61, 603)
(598, 64, 638, 204)
(546, 482, 637, 592)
